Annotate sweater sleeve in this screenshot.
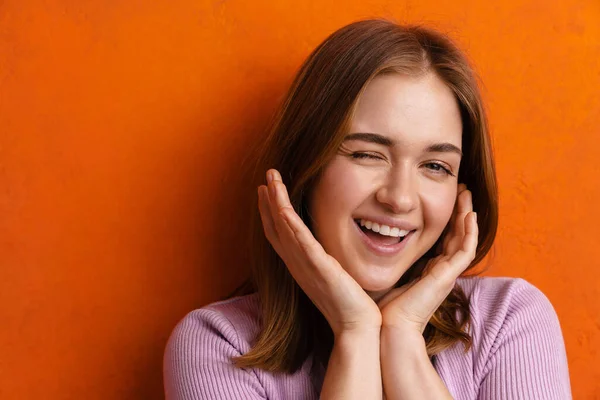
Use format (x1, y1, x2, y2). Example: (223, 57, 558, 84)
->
(163, 308, 267, 400)
(477, 279, 572, 399)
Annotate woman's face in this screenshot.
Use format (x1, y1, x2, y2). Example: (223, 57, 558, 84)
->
(308, 72, 463, 301)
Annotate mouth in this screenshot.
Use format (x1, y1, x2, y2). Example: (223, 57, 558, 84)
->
(353, 219, 417, 256)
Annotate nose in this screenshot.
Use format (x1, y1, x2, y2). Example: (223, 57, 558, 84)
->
(375, 164, 418, 214)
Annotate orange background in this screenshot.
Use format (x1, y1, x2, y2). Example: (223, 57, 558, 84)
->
(1, 1, 599, 398)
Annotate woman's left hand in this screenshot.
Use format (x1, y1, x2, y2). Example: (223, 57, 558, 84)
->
(377, 184, 479, 334)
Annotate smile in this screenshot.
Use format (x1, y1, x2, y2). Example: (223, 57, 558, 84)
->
(354, 219, 416, 257)
(358, 218, 411, 238)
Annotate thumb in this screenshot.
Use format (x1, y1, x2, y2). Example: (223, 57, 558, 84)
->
(377, 280, 417, 309)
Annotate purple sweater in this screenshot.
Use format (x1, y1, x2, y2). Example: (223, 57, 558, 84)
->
(163, 277, 572, 399)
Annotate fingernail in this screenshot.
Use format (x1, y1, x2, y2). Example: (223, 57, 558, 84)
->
(266, 170, 273, 184)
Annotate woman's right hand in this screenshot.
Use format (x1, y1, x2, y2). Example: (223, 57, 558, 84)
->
(258, 169, 382, 336)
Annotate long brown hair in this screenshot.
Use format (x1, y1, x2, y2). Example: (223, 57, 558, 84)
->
(231, 18, 498, 373)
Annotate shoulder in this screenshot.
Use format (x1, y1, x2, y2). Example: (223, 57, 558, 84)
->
(456, 276, 560, 334)
(454, 276, 572, 398)
(457, 276, 551, 310)
(166, 293, 262, 357)
(163, 293, 267, 399)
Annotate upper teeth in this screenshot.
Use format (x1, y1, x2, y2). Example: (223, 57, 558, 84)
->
(360, 219, 411, 238)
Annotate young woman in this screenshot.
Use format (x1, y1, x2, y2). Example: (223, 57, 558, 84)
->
(164, 19, 572, 399)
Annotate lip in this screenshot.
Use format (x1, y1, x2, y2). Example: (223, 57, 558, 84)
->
(354, 216, 418, 231)
(353, 220, 417, 257)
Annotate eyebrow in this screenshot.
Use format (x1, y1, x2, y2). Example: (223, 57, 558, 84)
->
(343, 132, 463, 157)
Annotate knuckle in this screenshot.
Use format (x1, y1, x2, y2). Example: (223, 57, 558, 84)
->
(277, 205, 294, 219)
(299, 238, 317, 253)
(273, 180, 288, 195)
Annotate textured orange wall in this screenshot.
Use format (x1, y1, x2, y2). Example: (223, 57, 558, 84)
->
(1, 1, 598, 398)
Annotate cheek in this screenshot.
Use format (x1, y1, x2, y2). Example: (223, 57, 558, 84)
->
(309, 160, 371, 233)
(421, 188, 456, 231)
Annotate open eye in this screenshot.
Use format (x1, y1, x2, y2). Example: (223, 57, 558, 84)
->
(424, 162, 454, 176)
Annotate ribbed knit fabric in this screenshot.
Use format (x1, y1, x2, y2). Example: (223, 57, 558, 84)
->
(163, 277, 572, 399)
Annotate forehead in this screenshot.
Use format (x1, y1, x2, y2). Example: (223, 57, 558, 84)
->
(349, 72, 463, 149)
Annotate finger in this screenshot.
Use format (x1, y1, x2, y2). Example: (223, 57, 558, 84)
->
(442, 184, 467, 250)
(263, 169, 307, 272)
(265, 170, 290, 231)
(257, 185, 276, 238)
(266, 169, 295, 217)
(267, 173, 299, 245)
(446, 211, 478, 275)
(264, 177, 311, 282)
(266, 170, 326, 267)
(279, 206, 330, 270)
(428, 211, 478, 289)
(408, 211, 477, 315)
(391, 266, 454, 324)
(257, 185, 284, 254)
(376, 280, 418, 309)
(455, 189, 473, 235)
(455, 184, 468, 219)
(444, 189, 473, 255)
(459, 186, 473, 213)
(269, 170, 292, 209)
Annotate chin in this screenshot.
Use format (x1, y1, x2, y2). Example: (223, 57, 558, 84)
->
(362, 284, 396, 303)
(351, 267, 399, 294)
